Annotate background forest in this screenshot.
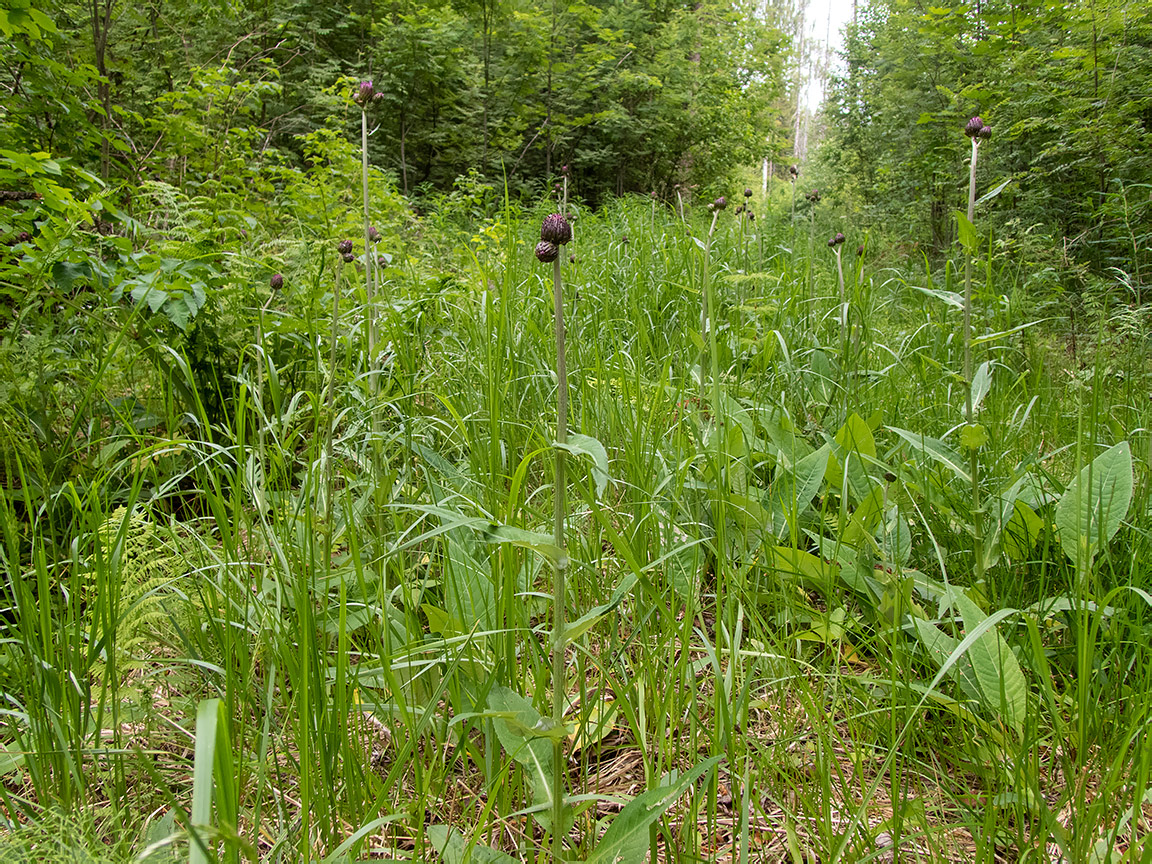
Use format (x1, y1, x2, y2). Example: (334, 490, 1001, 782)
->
(2, 0, 1152, 861)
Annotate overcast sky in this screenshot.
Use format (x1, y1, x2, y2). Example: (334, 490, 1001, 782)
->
(803, 0, 856, 109)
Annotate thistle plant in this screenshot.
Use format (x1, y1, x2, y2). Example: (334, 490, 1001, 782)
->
(789, 165, 799, 222)
(536, 212, 572, 859)
(962, 116, 992, 584)
(354, 81, 384, 396)
(741, 187, 753, 270)
(805, 188, 820, 296)
(828, 231, 847, 343)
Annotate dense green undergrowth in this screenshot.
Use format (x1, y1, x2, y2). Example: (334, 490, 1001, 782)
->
(1, 175, 1151, 863)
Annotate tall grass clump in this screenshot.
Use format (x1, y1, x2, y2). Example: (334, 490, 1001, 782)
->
(1, 153, 1150, 864)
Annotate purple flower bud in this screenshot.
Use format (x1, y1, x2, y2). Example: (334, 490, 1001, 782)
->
(789, 165, 799, 177)
(713, 196, 727, 210)
(342, 252, 355, 263)
(337, 239, 354, 255)
(835, 232, 846, 245)
(978, 125, 992, 141)
(856, 244, 864, 256)
(744, 188, 753, 198)
(569, 254, 576, 263)
(748, 212, 755, 222)
(368, 225, 381, 243)
(354, 80, 375, 105)
(964, 116, 984, 138)
(828, 236, 838, 248)
(269, 273, 284, 291)
(560, 164, 570, 176)
(540, 213, 572, 245)
(535, 240, 559, 263)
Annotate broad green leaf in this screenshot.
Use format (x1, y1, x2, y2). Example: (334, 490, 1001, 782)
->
(959, 423, 988, 450)
(556, 432, 610, 499)
(888, 427, 970, 484)
(564, 573, 638, 642)
(1002, 500, 1042, 561)
(955, 210, 979, 254)
(586, 756, 722, 864)
(908, 283, 964, 310)
(480, 524, 564, 566)
(486, 686, 570, 832)
(428, 826, 519, 864)
(771, 546, 837, 592)
(976, 177, 1012, 206)
(826, 413, 878, 503)
(911, 590, 1026, 733)
(444, 538, 497, 631)
(569, 698, 618, 752)
(1054, 441, 1133, 568)
(767, 443, 830, 540)
(947, 589, 1027, 734)
(970, 361, 992, 416)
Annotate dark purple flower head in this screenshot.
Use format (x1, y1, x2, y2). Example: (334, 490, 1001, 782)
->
(856, 244, 864, 256)
(337, 239, 354, 255)
(978, 125, 992, 141)
(354, 80, 375, 105)
(540, 213, 572, 245)
(964, 116, 984, 138)
(789, 165, 799, 177)
(744, 188, 753, 198)
(535, 240, 559, 263)
(269, 273, 284, 291)
(560, 164, 570, 176)
(834, 232, 846, 245)
(828, 236, 838, 248)
(748, 212, 755, 222)
(342, 252, 355, 263)
(713, 196, 727, 211)
(367, 225, 381, 243)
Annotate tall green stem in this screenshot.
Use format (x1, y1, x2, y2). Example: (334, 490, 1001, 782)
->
(550, 255, 568, 860)
(702, 211, 729, 627)
(361, 109, 377, 397)
(964, 136, 983, 586)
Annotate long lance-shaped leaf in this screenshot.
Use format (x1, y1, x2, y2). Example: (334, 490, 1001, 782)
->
(585, 755, 723, 864)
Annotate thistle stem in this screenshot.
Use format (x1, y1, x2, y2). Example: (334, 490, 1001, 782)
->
(550, 255, 568, 860)
(361, 109, 377, 398)
(703, 211, 729, 623)
(964, 136, 984, 586)
(835, 246, 848, 369)
(325, 259, 343, 536)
